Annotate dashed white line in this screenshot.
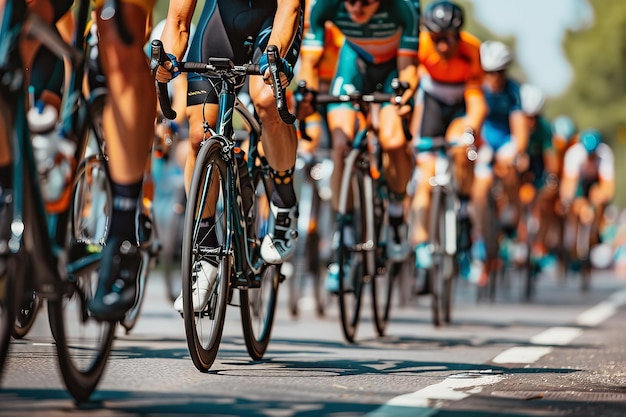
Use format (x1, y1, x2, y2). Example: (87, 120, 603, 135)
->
(530, 326, 583, 346)
(491, 346, 553, 364)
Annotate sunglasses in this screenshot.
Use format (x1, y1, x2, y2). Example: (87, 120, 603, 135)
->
(485, 69, 506, 75)
(345, 0, 379, 6)
(430, 32, 459, 44)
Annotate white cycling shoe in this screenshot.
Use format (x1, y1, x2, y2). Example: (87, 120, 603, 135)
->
(260, 202, 298, 264)
(174, 260, 218, 313)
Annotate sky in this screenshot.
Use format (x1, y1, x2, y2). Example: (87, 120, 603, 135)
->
(470, 0, 594, 97)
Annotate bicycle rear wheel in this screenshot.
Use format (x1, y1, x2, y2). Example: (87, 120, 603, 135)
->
(181, 139, 230, 372)
(240, 166, 280, 360)
(336, 151, 369, 343)
(429, 187, 455, 326)
(49, 154, 116, 403)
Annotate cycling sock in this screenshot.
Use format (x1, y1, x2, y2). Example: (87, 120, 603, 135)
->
(269, 167, 296, 208)
(110, 180, 142, 242)
(199, 217, 219, 267)
(0, 164, 12, 191)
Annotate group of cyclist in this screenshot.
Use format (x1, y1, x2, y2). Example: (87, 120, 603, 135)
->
(0, 0, 616, 325)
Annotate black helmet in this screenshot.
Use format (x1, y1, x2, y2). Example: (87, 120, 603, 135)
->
(423, 0, 464, 33)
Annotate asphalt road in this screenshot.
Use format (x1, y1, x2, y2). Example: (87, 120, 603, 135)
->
(1, 266, 625, 417)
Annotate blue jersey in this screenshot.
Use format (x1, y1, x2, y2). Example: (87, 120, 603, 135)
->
(481, 79, 522, 149)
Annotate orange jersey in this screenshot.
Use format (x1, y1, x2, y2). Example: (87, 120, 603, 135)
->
(417, 31, 483, 101)
(318, 23, 343, 82)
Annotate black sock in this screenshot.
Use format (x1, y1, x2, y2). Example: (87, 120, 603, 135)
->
(110, 180, 143, 242)
(198, 218, 219, 267)
(269, 167, 296, 208)
(0, 164, 12, 192)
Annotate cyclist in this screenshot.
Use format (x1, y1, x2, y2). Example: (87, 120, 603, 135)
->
(408, 0, 486, 275)
(560, 128, 615, 253)
(157, 0, 304, 312)
(296, 0, 420, 291)
(551, 114, 578, 178)
(0, 0, 157, 322)
(470, 39, 529, 280)
(517, 84, 559, 269)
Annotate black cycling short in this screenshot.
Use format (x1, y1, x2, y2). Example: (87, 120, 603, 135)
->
(417, 90, 466, 138)
(186, 0, 304, 106)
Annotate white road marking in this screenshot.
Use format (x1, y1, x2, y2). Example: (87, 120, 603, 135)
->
(530, 327, 583, 345)
(492, 346, 554, 364)
(367, 287, 626, 416)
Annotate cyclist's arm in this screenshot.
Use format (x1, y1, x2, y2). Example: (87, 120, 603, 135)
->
(462, 36, 487, 134)
(160, 0, 197, 62)
(594, 144, 615, 205)
(269, 0, 301, 59)
(560, 145, 583, 204)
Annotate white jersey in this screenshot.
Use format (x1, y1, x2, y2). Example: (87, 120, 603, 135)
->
(563, 142, 614, 181)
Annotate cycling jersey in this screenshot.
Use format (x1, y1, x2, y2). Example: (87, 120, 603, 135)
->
(481, 78, 522, 150)
(303, 0, 419, 64)
(415, 30, 482, 139)
(563, 142, 614, 197)
(525, 115, 553, 188)
(187, 0, 305, 106)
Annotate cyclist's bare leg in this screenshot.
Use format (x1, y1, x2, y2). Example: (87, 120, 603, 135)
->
(326, 108, 358, 212)
(96, 4, 154, 186)
(248, 76, 297, 173)
(378, 105, 413, 198)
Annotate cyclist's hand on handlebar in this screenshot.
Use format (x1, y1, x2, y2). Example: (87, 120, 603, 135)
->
(259, 52, 293, 88)
(155, 53, 180, 83)
(390, 80, 412, 117)
(295, 85, 316, 120)
(514, 152, 530, 173)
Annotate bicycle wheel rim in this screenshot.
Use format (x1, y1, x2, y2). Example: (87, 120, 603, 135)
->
(182, 141, 230, 372)
(337, 163, 367, 343)
(429, 188, 445, 327)
(241, 168, 279, 360)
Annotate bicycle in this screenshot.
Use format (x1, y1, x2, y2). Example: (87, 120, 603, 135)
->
(152, 40, 295, 371)
(296, 80, 408, 343)
(413, 134, 476, 326)
(288, 148, 334, 318)
(0, 0, 156, 401)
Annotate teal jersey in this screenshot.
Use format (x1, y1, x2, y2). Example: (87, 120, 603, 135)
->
(303, 0, 420, 64)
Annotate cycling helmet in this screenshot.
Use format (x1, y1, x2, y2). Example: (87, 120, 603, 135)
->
(552, 115, 577, 142)
(520, 84, 545, 116)
(423, 1, 464, 33)
(480, 40, 512, 72)
(579, 129, 602, 153)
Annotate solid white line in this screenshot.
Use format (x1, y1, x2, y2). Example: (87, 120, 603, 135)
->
(530, 327, 583, 346)
(491, 346, 553, 364)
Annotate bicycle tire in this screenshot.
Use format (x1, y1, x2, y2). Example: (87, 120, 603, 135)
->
(11, 289, 40, 339)
(240, 167, 280, 360)
(336, 150, 368, 343)
(47, 154, 116, 403)
(0, 255, 17, 383)
(181, 139, 230, 372)
(371, 196, 394, 337)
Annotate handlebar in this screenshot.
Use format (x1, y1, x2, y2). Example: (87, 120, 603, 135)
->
(150, 40, 296, 124)
(295, 79, 409, 141)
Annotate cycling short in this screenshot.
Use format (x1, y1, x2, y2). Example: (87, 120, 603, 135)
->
(416, 88, 465, 139)
(481, 120, 513, 151)
(328, 43, 398, 112)
(92, 0, 156, 15)
(186, 0, 304, 106)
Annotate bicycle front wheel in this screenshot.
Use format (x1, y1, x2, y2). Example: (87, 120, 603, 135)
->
(336, 151, 369, 343)
(49, 154, 116, 403)
(240, 167, 279, 360)
(181, 139, 231, 372)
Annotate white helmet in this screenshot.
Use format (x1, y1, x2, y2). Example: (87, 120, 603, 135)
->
(480, 40, 512, 72)
(520, 84, 545, 116)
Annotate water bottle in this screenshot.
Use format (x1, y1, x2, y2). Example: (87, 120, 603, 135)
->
(27, 101, 76, 212)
